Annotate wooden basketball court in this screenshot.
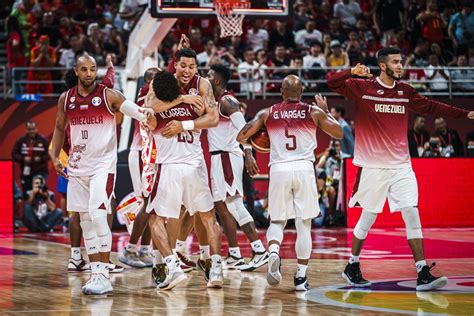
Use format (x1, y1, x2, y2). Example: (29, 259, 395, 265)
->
(1, 228, 473, 315)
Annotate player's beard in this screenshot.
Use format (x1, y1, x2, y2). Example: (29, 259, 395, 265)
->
(79, 78, 95, 88)
(386, 67, 402, 81)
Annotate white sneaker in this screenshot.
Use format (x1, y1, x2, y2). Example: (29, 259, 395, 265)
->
(118, 249, 146, 268)
(138, 251, 154, 267)
(158, 268, 187, 291)
(81, 274, 97, 293)
(207, 265, 224, 288)
(267, 252, 282, 286)
(241, 251, 269, 272)
(83, 274, 113, 295)
(224, 254, 246, 270)
(68, 258, 91, 272)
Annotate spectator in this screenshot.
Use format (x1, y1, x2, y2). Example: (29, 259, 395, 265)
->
(218, 46, 240, 68)
(26, 35, 57, 94)
(103, 27, 126, 63)
(23, 175, 63, 233)
(59, 35, 84, 69)
(36, 11, 62, 50)
(293, 2, 311, 32)
(330, 105, 354, 157)
(422, 136, 443, 157)
(313, 168, 329, 227)
(466, 131, 474, 157)
(373, 0, 405, 46)
(433, 117, 464, 157)
(328, 19, 347, 44)
(11, 120, 50, 195)
(451, 54, 474, 92)
(406, 0, 424, 47)
(238, 48, 266, 94)
(246, 19, 269, 51)
(295, 20, 322, 52)
(229, 36, 245, 60)
(10, 1, 35, 59)
(315, 0, 332, 33)
(364, 31, 383, 66)
(390, 29, 410, 57)
(405, 39, 430, 67)
(408, 115, 430, 157)
(6, 15, 27, 94)
(326, 40, 350, 68)
(404, 56, 427, 92)
(344, 31, 365, 66)
(425, 54, 449, 92)
(304, 41, 326, 69)
(430, 42, 456, 66)
(417, 1, 445, 45)
(333, 0, 362, 30)
(82, 25, 104, 63)
(268, 20, 295, 52)
(270, 43, 290, 79)
(87, 14, 113, 43)
(197, 40, 216, 67)
(449, 3, 474, 53)
(59, 16, 84, 44)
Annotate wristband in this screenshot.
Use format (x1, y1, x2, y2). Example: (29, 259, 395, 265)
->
(182, 120, 195, 131)
(243, 144, 252, 151)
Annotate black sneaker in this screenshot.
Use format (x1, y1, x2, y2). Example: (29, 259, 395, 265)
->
(416, 263, 448, 291)
(152, 263, 167, 286)
(197, 259, 212, 282)
(342, 262, 371, 287)
(294, 275, 309, 291)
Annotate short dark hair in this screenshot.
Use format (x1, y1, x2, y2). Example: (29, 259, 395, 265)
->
(64, 68, 78, 89)
(152, 70, 180, 102)
(176, 48, 197, 62)
(377, 47, 401, 64)
(333, 105, 345, 117)
(210, 63, 231, 87)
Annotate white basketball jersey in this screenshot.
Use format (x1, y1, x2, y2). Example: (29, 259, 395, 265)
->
(207, 92, 242, 154)
(64, 84, 117, 176)
(130, 84, 149, 151)
(266, 100, 317, 166)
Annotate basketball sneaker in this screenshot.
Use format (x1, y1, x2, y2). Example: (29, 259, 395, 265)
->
(241, 250, 269, 272)
(266, 252, 282, 286)
(176, 251, 196, 271)
(83, 274, 113, 295)
(68, 258, 91, 272)
(108, 261, 124, 273)
(152, 263, 167, 285)
(294, 275, 310, 291)
(342, 262, 371, 287)
(416, 263, 448, 291)
(207, 265, 224, 288)
(197, 259, 212, 282)
(137, 251, 154, 267)
(119, 249, 147, 268)
(157, 268, 187, 291)
(224, 253, 246, 270)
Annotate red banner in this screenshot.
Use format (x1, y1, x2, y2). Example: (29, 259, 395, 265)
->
(0, 161, 13, 234)
(345, 158, 474, 228)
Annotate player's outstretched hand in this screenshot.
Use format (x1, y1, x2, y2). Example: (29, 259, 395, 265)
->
(106, 53, 114, 68)
(468, 111, 474, 119)
(177, 34, 190, 50)
(351, 63, 373, 78)
(53, 158, 68, 179)
(162, 120, 184, 138)
(313, 94, 329, 113)
(181, 95, 205, 115)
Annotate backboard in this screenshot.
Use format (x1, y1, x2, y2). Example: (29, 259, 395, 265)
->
(149, 0, 289, 18)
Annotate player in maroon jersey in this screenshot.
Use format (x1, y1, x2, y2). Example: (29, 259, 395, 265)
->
(327, 47, 474, 291)
(237, 75, 342, 291)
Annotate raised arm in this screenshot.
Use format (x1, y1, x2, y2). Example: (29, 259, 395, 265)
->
(101, 55, 115, 88)
(311, 94, 343, 139)
(327, 64, 371, 101)
(236, 108, 270, 143)
(50, 92, 68, 178)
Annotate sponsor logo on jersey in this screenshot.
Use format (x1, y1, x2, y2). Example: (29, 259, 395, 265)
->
(188, 88, 199, 95)
(377, 90, 384, 95)
(70, 96, 75, 103)
(374, 103, 405, 114)
(80, 104, 88, 110)
(273, 109, 307, 119)
(92, 97, 102, 106)
(397, 90, 404, 95)
(68, 103, 76, 109)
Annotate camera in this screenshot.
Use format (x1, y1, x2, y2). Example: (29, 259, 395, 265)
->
(429, 140, 439, 149)
(329, 148, 338, 157)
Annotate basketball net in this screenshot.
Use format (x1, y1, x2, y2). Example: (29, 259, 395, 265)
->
(215, 0, 250, 38)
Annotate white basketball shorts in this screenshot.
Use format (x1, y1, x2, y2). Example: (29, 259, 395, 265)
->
(210, 151, 244, 202)
(67, 172, 116, 213)
(128, 149, 143, 197)
(268, 160, 320, 221)
(349, 166, 418, 214)
(146, 163, 214, 218)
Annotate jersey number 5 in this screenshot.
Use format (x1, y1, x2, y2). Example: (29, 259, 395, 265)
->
(177, 131, 194, 144)
(285, 127, 296, 151)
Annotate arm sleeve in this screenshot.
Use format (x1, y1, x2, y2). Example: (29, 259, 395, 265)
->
(408, 88, 469, 118)
(326, 69, 361, 101)
(101, 66, 115, 88)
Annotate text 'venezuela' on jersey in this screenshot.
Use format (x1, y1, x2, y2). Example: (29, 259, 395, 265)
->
(265, 100, 317, 166)
(130, 83, 149, 151)
(207, 91, 242, 155)
(152, 74, 203, 167)
(327, 69, 469, 169)
(64, 83, 117, 176)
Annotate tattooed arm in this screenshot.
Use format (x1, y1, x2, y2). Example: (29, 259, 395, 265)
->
(50, 92, 68, 178)
(236, 108, 270, 143)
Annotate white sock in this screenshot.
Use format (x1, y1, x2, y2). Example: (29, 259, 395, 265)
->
(416, 260, 427, 273)
(91, 261, 101, 274)
(250, 240, 265, 253)
(164, 255, 177, 271)
(139, 245, 150, 254)
(200, 245, 210, 260)
(126, 243, 137, 253)
(101, 262, 110, 279)
(349, 255, 360, 264)
(175, 239, 186, 254)
(296, 263, 308, 278)
(211, 254, 222, 267)
(153, 250, 163, 265)
(229, 247, 241, 258)
(71, 247, 81, 261)
(269, 243, 280, 254)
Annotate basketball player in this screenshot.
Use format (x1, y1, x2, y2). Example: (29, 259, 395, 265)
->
(51, 54, 153, 295)
(206, 63, 269, 270)
(237, 75, 343, 291)
(327, 47, 474, 291)
(145, 68, 223, 290)
(119, 67, 159, 268)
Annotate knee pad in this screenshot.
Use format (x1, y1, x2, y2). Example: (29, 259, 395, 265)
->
(401, 207, 423, 240)
(79, 212, 99, 255)
(266, 220, 286, 244)
(354, 210, 377, 240)
(90, 210, 112, 252)
(225, 197, 254, 227)
(295, 218, 312, 260)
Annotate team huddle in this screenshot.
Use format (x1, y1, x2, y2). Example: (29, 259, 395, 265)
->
(51, 37, 474, 295)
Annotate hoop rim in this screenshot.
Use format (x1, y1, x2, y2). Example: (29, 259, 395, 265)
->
(215, 0, 251, 14)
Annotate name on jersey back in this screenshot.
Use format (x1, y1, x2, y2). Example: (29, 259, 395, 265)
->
(272, 109, 306, 119)
(158, 107, 193, 119)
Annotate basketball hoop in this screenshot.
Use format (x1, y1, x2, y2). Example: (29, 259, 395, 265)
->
(215, 0, 250, 38)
